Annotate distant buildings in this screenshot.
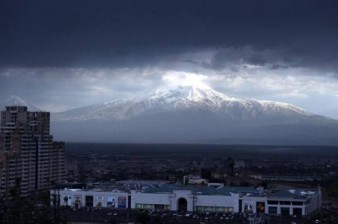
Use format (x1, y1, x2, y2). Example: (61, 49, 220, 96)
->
(183, 175, 208, 185)
(0, 106, 65, 198)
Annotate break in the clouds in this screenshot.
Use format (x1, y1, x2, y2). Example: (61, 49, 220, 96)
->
(0, 0, 338, 118)
(1, 66, 338, 119)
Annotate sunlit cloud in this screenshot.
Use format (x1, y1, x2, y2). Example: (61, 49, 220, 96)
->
(88, 85, 111, 95)
(0, 64, 338, 118)
(162, 71, 210, 89)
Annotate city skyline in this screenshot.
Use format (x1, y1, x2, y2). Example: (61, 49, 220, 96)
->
(1, 1, 338, 119)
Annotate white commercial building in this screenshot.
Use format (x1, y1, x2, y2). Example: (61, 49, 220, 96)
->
(264, 189, 322, 216)
(131, 185, 241, 213)
(51, 185, 322, 217)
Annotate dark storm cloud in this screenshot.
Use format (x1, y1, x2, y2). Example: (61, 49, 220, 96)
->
(1, 0, 338, 71)
(201, 47, 291, 71)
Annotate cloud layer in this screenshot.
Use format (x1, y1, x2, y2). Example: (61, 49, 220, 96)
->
(1, 0, 338, 71)
(1, 66, 338, 119)
(1, 1, 338, 118)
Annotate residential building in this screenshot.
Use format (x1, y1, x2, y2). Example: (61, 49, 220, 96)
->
(0, 106, 65, 197)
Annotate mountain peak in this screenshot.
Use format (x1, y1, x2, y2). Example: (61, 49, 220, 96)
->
(54, 84, 311, 123)
(5, 95, 39, 111)
(150, 85, 233, 104)
(6, 95, 28, 106)
(52, 84, 338, 144)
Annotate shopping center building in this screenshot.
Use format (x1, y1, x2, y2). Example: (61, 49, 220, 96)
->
(52, 184, 322, 216)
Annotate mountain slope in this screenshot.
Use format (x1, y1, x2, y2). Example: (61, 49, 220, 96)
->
(54, 86, 309, 123)
(51, 86, 338, 145)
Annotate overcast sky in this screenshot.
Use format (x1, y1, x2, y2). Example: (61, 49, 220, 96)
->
(1, 0, 338, 118)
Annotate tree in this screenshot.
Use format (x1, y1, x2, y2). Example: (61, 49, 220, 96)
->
(136, 210, 150, 224)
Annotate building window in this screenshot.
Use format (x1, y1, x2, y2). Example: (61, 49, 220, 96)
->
(256, 202, 265, 213)
(268, 207, 277, 214)
(267, 200, 278, 205)
(292, 201, 303, 206)
(281, 207, 290, 216)
(280, 201, 291, 205)
(293, 208, 302, 216)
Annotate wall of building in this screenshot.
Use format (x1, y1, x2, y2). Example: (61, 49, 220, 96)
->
(131, 191, 171, 210)
(195, 194, 239, 213)
(172, 190, 194, 212)
(265, 198, 317, 216)
(54, 189, 129, 209)
(131, 190, 240, 213)
(51, 187, 322, 217)
(242, 196, 267, 214)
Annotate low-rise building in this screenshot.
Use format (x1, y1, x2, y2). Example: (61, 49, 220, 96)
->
(52, 184, 322, 217)
(131, 185, 241, 213)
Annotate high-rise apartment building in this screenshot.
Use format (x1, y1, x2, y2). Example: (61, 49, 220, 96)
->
(0, 106, 65, 197)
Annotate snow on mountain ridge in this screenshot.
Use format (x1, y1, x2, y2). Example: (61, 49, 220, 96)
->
(259, 100, 308, 114)
(5, 95, 40, 111)
(50, 85, 338, 145)
(6, 95, 30, 106)
(146, 86, 237, 108)
(53, 85, 309, 122)
(145, 86, 307, 115)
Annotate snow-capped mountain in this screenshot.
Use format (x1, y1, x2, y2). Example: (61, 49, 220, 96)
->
(54, 85, 308, 123)
(51, 86, 338, 145)
(3, 95, 39, 111)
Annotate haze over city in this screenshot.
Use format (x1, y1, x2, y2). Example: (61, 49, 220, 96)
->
(1, 0, 338, 120)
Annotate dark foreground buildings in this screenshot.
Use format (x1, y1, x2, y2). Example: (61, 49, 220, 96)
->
(0, 106, 65, 198)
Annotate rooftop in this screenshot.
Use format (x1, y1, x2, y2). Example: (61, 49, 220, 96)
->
(142, 184, 260, 196)
(268, 189, 317, 200)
